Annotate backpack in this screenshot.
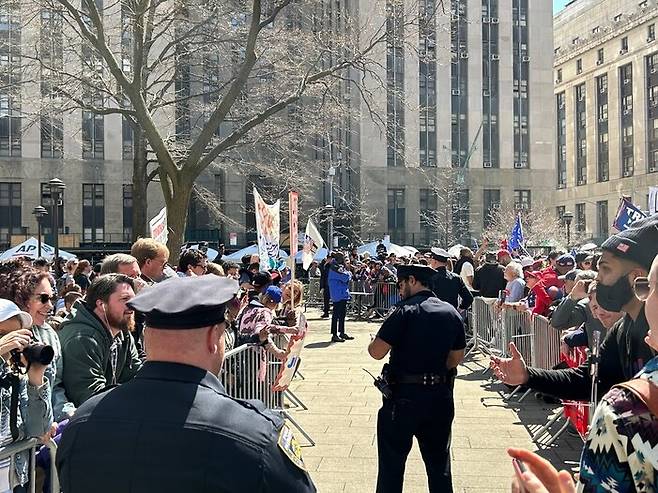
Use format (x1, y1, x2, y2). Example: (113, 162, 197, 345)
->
(615, 378, 658, 416)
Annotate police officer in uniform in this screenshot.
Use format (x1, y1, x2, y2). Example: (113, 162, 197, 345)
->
(368, 264, 466, 493)
(56, 275, 316, 493)
(428, 247, 473, 311)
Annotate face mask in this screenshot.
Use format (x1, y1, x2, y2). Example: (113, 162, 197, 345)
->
(596, 272, 635, 312)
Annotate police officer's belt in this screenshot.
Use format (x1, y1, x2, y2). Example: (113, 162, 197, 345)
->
(390, 373, 453, 386)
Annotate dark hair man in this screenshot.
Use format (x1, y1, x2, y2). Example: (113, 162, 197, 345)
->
(368, 264, 465, 492)
(427, 248, 473, 311)
(56, 276, 316, 493)
(491, 215, 658, 401)
(56, 274, 142, 407)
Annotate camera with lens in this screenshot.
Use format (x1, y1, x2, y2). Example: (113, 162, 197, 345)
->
(10, 337, 54, 373)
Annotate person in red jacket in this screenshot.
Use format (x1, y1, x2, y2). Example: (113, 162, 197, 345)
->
(525, 271, 552, 317)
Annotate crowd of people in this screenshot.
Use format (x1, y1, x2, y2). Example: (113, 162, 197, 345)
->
(0, 238, 308, 492)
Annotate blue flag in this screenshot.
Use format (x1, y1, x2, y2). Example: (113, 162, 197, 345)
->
(508, 214, 525, 250)
(613, 198, 646, 231)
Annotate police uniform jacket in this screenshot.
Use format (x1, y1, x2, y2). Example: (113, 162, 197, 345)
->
(430, 267, 474, 310)
(377, 290, 466, 380)
(56, 361, 316, 493)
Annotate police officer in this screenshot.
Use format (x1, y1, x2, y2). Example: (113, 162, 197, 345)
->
(368, 264, 466, 493)
(428, 247, 474, 310)
(56, 275, 316, 493)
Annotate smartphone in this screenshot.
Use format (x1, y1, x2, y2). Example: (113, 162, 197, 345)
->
(512, 458, 528, 493)
(498, 289, 506, 303)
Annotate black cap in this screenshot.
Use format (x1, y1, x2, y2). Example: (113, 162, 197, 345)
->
(252, 271, 273, 288)
(127, 276, 239, 329)
(602, 215, 658, 271)
(397, 264, 437, 285)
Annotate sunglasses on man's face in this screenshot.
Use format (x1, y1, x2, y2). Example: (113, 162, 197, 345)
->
(633, 277, 652, 301)
(35, 293, 57, 304)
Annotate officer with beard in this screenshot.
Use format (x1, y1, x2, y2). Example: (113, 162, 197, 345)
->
(369, 264, 466, 493)
(490, 215, 658, 401)
(57, 275, 316, 493)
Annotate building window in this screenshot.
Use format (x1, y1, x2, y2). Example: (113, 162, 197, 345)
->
(621, 36, 629, 53)
(556, 205, 566, 222)
(419, 0, 437, 167)
(556, 92, 567, 188)
(649, 24, 656, 42)
(122, 118, 133, 160)
(576, 58, 582, 74)
(556, 68, 562, 83)
(483, 188, 500, 228)
(40, 183, 64, 237)
(647, 53, 658, 172)
(512, 0, 529, 168)
(514, 189, 531, 210)
(451, 0, 468, 168)
(0, 2, 21, 158)
(596, 200, 608, 239)
(82, 111, 104, 159)
(419, 188, 437, 245)
(40, 9, 63, 159)
(597, 48, 604, 64)
(576, 203, 586, 234)
(122, 184, 132, 242)
(596, 74, 609, 182)
(0, 183, 21, 244)
(481, 0, 499, 168)
(620, 63, 634, 177)
(387, 0, 405, 167)
(82, 184, 105, 243)
(575, 83, 587, 185)
(387, 188, 405, 242)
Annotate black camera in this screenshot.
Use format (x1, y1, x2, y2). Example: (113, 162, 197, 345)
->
(10, 337, 54, 372)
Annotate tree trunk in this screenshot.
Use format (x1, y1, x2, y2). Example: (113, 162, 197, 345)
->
(163, 176, 192, 267)
(131, 127, 149, 242)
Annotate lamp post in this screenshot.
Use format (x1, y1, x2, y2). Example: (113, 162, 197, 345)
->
(562, 211, 574, 248)
(32, 206, 48, 258)
(327, 164, 336, 249)
(48, 178, 66, 264)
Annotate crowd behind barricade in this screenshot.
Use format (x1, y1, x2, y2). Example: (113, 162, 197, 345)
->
(0, 238, 311, 493)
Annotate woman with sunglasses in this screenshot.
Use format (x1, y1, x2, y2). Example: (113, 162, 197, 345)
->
(0, 260, 75, 422)
(507, 254, 658, 493)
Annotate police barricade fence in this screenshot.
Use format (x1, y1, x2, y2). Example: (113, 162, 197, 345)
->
(0, 437, 59, 493)
(372, 282, 400, 314)
(304, 278, 323, 309)
(347, 279, 373, 319)
(531, 315, 563, 371)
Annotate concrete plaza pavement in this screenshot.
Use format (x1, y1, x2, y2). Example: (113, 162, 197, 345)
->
(286, 309, 582, 493)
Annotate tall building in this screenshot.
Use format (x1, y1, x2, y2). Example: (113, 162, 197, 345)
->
(554, 0, 658, 244)
(357, 0, 555, 246)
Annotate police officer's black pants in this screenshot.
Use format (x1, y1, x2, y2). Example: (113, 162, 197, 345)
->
(331, 300, 347, 335)
(322, 287, 331, 315)
(376, 389, 454, 493)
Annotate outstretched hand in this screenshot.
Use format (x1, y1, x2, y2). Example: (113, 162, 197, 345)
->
(490, 342, 529, 386)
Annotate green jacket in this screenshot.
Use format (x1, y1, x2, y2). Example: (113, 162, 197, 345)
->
(57, 302, 142, 407)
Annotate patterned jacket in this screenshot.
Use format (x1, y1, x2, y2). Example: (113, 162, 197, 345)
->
(578, 355, 658, 492)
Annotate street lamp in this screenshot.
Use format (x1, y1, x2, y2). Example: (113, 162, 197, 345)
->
(32, 206, 48, 258)
(324, 204, 335, 250)
(562, 211, 574, 247)
(48, 178, 66, 264)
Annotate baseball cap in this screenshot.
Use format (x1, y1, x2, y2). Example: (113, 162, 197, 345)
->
(497, 249, 511, 260)
(0, 299, 32, 328)
(556, 254, 575, 267)
(558, 269, 581, 281)
(520, 256, 534, 268)
(525, 270, 542, 280)
(602, 215, 658, 271)
(264, 285, 282, 303)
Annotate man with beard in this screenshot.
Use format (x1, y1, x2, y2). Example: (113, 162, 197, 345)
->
(491, 215, 658, 401)
(57, 274, 142, 406)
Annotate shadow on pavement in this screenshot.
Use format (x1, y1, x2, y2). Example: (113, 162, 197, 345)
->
(305, 341, 334, 349)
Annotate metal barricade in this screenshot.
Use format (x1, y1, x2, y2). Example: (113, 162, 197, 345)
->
(504, 309, 533, 367)
(470, 297, 499, 355)
(0, 437, 59, 493)
(531, 315, 563, 370)
(348, 279, 373, 320)
(304, 278, 323, 309)
(372, 282, 400, 313)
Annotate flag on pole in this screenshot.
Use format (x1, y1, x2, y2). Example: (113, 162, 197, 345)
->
(302, 218, 324, 270)
(613, 197, 647, 231)
(508, 214, 525, 251)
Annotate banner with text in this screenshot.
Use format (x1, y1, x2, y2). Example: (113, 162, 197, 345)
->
(149, 207, 168, 244)
(613, 198, 647, 231)
(272, 312, 308, 392)
(289, 192, 299, 258)
(254, 188, 280, 270)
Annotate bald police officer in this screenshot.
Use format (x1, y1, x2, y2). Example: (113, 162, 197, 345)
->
(56, 275, 316, 493)
(368, 264, 466, 493)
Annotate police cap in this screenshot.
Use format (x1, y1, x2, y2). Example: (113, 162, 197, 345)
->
(429, 247, 450, 261)
(127, 275, 239, 329)
(397, 264, 437, 285)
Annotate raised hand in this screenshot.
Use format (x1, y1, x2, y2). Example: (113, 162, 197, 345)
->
(489, 342, 529, 386)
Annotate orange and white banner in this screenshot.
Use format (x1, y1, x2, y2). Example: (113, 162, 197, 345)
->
(272, 312, 308, 392)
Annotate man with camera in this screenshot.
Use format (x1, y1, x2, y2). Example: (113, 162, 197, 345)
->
(368, 264, 465, 493)
(57, 274, 142, 407)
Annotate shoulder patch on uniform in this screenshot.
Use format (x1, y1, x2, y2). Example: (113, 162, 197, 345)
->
(278, 422, 306, 471)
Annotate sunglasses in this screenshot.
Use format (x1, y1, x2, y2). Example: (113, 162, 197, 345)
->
(35, 293, 57, 304)
(634, 277, 651, 302)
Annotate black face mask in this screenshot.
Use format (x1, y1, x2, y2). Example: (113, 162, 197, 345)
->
(596, 272, 635, 312)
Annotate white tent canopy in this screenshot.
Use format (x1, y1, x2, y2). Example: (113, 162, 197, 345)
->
(222, 244, 289, 261)
(0, 237, 77, 261)
(357, 241, 414, 258)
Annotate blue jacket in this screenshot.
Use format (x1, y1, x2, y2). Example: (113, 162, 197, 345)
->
(328, 266, 352, 302)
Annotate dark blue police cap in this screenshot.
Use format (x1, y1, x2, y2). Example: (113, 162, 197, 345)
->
(127, 275, 239, 329)
(396, 264, 437, 279)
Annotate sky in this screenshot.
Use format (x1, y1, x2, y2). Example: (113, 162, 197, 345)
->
(554, 0, 569, 13)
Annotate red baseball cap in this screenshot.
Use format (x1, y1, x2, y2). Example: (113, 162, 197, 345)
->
(497, 250, 510, 259)
(525, 270, 542, 280)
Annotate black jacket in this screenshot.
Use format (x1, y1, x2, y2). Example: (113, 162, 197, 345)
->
(473, 263, 507, 298)
(526, 306, 655, 401)
(57, 361, 316, 493)
(430, 267, 473, 310)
